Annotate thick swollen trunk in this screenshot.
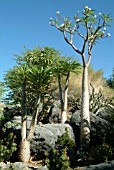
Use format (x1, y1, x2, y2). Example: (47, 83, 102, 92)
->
(19, 81, 30, 163)
(18, 140, 30, 163)
(80, 66, 90, 145)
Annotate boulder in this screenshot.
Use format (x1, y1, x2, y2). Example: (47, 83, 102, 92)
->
(1, 160, 114, 170)
(4, 116, 75, 157)
(70, 110, 114, 146)
(0, 162, 48, 170)
(83, 160, 114, 170)
(31, 123, 75, 155)
(96, 105, 114, 122)
(49, 104, 61, 123)
(46, 104, 61, 124)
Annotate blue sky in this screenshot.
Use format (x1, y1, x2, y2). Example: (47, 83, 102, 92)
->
(0, 0, 114, 81)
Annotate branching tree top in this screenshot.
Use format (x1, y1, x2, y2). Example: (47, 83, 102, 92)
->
(49, 5, 113, 66)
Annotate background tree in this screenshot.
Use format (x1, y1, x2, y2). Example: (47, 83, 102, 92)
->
(0, 82, 5, 101)
(50, 5, 112, 144)
(107, 67, 114, 89)
(52, 56, 81, 123)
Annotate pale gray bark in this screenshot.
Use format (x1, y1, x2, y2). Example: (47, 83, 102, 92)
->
(21, 82, 27, 141)
(27, 96, 41, 141)
(80, 66, 90, 144)
(58, 73, 70, 123)
(61, 72, 70, 123)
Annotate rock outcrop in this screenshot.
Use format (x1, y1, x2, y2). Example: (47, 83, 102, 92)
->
(70, 110, 114, 146)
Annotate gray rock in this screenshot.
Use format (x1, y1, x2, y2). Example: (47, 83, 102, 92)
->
(96, 105, 114, 121)
(70, 110, 114, 146)
(83, 160, 114, 170)
(4, 116, 75, 156)
(0, 162, 48, 170)
(31, 123, 75, 154)
(48, 105, 61, 123)
(11, 162, 28, 170)
(1, 161, 114, 170)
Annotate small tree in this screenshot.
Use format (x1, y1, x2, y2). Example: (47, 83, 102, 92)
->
(50, 5, 112, 144)
(107, 67, 114, 89)
(4, 46, 58, 162)
(53, 56, 81, 123)
(0, 82, 5, 101)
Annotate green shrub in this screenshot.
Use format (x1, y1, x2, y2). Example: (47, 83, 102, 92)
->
(0, 131, 17, 162)
(56, 128, 75, 148)
(88, 143, 112, 164)
(45, 128, 76, 170)
(45, 147, 70, 170)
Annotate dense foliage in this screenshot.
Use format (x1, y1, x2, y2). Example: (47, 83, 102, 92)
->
(0, 131, 17, 162)
(107, 68, 114, 90)
(45, 128, 75, 170)
(88, 143, 112, 164)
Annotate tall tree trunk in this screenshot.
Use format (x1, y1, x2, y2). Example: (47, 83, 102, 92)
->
(58, 74, 64, 123)
(19, 81, 30, 163)
(21, 82, 27, 141)
(80, 66, 90, 144)
(27, 95, 41, 141)
(62, 72, 70, 123)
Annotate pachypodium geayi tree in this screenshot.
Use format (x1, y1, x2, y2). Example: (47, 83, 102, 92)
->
(50, 5, 112, 144)
(53, 56, 81, 123)
(4, 47, 58, 162)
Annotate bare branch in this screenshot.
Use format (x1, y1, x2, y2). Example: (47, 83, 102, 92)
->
(77, 32, 86, 40)
(63, 30, 82, 55)
(82, 23, 88, 54)
(63, 30, 71, 44)
(70, 32, 73, 44)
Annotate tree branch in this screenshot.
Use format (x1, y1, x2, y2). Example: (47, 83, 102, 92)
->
(82, 53, 86, 67)
(82, 23, 88, 54)
(63, 30, 82, 55)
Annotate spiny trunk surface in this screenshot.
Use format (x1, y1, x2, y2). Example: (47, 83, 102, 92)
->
(18, 140, 30, 163)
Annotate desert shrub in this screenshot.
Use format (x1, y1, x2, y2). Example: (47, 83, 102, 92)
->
(45, 128, 76, 169)
(45, 147, 70, 170)
(69, 86, 113, 114)
(56, 128, 75, 148)
(89, 86, 113, 114)
(0, 131, 17, 162)
(88, 143, 112, 164)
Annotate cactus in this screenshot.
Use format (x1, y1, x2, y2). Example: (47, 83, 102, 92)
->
(69, 85, 113, 114)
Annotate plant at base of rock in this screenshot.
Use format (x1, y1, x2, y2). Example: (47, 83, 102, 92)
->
(45, 147, 70, 170)
(45, 128, 76, 169)
(0, 131, 17, 162)
(88, 143, 112, 164)
(56, 128, 75, 148)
